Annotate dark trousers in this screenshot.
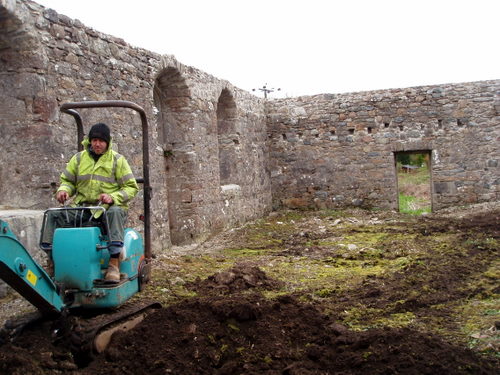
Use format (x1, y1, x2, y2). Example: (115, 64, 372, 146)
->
(41, 206, 127, 255)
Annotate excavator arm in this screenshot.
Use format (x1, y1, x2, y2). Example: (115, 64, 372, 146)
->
(0, 220, 64, 316)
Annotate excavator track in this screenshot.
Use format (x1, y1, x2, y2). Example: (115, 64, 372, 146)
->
(69, 300, 161, 366)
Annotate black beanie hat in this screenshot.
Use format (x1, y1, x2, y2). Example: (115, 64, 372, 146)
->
(88, 123, 111, 144)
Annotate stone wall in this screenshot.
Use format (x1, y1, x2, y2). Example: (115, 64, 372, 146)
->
(0, 0, 271, 251)
(0, 1, 498, 255)
(266, 81, 500, 210)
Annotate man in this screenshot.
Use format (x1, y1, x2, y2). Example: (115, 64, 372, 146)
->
(41, 123, 139, 283)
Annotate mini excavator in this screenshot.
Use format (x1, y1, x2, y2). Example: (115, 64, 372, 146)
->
(0, 101, 160, 365)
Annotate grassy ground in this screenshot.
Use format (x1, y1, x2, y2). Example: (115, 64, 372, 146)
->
(397, 164, 431, 214)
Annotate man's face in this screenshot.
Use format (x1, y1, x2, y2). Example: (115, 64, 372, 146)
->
(91, 138, 108, 155)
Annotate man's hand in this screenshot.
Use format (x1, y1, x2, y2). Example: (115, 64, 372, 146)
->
(99, 193, 114, 204)
(56, 191, 69, 204)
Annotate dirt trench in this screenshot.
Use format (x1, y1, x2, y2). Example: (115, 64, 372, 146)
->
(0, 205, 498, 374)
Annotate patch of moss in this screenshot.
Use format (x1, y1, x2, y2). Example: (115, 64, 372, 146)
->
(318, 209, 348, 219)
(231, 214, 305, 249)
(340, 305, 418, 331)
(314, 288, 336, 298)
(341, 306, 383, 330)
(374, 312, 417, 328)
(465, 237, 499, 252)
(456, 298, 499, 353)
(223, 247, 278, 257)
(262, 257, 391, 298)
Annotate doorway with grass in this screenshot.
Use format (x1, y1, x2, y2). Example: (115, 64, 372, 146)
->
(394, 151, 432, 214)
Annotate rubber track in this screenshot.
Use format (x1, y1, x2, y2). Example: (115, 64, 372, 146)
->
(70, 300, 161, 366)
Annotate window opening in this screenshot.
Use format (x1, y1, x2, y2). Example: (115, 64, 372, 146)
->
(217, 88, 238, 185)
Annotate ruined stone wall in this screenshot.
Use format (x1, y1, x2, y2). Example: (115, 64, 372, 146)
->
(266, 81, 500, 211)
(0, 0, 271, 251)
(1, 1, 498, 256)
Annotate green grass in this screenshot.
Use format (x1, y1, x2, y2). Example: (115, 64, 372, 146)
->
(397, 164, 431, 214)
(397, 163, 431, 184)
(399, 194, 431, 215)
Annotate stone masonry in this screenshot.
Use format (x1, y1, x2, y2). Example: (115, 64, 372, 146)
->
(267, 83, 500, 211)
(0, 0, 498, 253)
(0, 0, 271, 251)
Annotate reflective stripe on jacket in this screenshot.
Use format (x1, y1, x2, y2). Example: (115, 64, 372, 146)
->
(57, 138, 139, 212)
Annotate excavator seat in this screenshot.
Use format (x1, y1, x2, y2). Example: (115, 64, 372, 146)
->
(40, 207, 110, 250)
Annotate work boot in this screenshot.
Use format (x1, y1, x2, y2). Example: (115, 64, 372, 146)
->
(105, 257, 120, 283)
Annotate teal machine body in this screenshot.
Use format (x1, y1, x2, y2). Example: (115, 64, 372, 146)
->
(0, 220, 65, 315)
(52, 222, 146, 309)
(0, 207, 149, 315)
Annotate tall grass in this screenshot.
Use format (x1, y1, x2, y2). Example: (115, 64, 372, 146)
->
(399, 193, 431, 215)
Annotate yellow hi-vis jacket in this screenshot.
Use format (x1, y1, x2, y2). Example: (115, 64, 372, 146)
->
(56, 139, 139, 216)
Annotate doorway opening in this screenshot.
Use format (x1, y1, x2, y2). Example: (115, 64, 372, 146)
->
(394, 151, 432, 214)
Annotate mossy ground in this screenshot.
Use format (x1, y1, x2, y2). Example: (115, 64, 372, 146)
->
(143, 206, 499, 359)
(0, 205, 498, 374)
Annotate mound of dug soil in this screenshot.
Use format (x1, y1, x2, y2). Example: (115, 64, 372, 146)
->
(81, 293, 497, 375)
(1, 274, 496, 374)
(188, 263, 284, 294)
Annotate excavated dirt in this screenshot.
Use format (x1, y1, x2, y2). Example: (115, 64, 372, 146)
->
(0, 205, 499, 374)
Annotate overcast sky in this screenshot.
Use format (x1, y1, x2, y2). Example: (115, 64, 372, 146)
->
(36, 0, 499, 98)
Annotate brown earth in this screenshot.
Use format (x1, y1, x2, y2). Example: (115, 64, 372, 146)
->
(0, 205, 499, 374)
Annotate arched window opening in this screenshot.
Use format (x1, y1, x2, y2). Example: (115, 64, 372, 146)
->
(217, 89, 239, 185)
(153, 67, 191, 146)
